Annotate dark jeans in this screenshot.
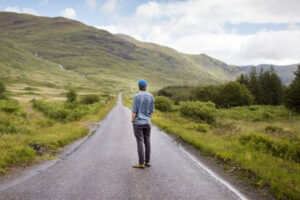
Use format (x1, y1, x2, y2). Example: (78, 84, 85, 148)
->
(133, 124, 151, 164)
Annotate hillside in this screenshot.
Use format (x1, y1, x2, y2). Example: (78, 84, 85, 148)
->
(116, 34, 240, 81)
(117, 34, 299, 84)
(0, 11, 298, 98)
(0, 12, 241, 95)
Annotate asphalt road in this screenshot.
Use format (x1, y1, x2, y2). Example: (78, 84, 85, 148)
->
(0, 95, 248, 200)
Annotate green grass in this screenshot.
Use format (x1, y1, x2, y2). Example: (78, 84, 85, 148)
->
(0, 11, 245, 95)
(0, 98, 115, 175)
(31, 99, 106, 121)
(123, 94, 300, 199)
(152, 111, 300, 199)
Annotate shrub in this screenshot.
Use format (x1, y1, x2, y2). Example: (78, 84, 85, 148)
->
(239, 133, 300, 163)
(262, 112, 274, 120)
(0, 100, 20, 113)
(0, 118, 18, 134)
(157, 86, 196, 104)
(155, 96, 173, 112)
(32, 99, 103, 122)
(194, 85, 222, 106)
(179, 101, 217, 124)
(81, 94, 100, 104)
(0, 82, 6, 99)
(66, 89, 77, 103)
(265, 125, 283, 133)
(189, 124, 209, 133)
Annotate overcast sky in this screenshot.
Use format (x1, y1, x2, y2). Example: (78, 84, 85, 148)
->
(1, 0, 300, 66)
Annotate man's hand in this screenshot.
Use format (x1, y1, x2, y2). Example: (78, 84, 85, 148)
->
(131, 112, 136, 123)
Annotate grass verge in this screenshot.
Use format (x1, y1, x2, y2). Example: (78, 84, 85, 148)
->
(0, 98, 116, 175)
(123, 94, 300, 199)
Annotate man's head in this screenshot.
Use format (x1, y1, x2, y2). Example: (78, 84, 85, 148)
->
(138, 80, 147, 91)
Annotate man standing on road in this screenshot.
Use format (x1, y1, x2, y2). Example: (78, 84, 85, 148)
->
(132, 80, 154, 169)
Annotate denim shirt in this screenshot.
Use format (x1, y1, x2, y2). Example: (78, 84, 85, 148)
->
(132, 91, 154, 125)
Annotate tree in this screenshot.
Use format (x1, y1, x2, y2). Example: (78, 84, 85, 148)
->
(66, 88, 77, 103)
(194, 85, 222, 106)
(248, 67, 262, 104)
(258, 67, 283, 105)
(285, 65, 300, 112)
(269, 66, 283, 105)
(237, 74, 249, 88)
(220, 82, 254, 108)
(0, 82, 5, 99)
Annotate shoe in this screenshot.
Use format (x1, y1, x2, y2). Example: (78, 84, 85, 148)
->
(145, 162, 151, 167)
(132, 164, 145, 169)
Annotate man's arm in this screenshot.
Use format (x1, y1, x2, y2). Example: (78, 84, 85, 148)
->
(131, 112, 136, 123)
(132, 95, 137, 123)
(150, 96, 154, 118)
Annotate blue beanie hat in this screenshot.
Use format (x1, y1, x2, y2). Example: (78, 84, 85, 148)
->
(138, 80, 147, 87)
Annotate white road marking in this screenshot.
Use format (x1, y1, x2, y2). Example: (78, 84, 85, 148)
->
(158, 128, 248, 200)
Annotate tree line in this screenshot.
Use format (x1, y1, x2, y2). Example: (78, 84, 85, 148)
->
(237, 66, 283, 105)
(157, 65, 300, 112)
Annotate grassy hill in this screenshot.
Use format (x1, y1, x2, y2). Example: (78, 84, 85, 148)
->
(0, 11, 297, 99)
(0, 38, 105, 100)
(116, 34, 240, 81)
(0, 11, 242, 97)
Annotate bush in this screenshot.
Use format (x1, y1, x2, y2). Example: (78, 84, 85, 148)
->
(179, 101, 217, 124)
(66, 89, 77, 103)
(81, 94, 100, 104)
(157, 86, 196, 104)
(32, 99, 103, 122)
(194, 85, 222, 106)
(155, 96, 173, 112)
(239, 133, 300, 163)
(265, 125, 283, 133)
(186, 123, 209, 133)
(0, 82, 5, 99)
(0, 100, 21, 114)
(0, 118, 18, 134)
(220, 82, 254, 108)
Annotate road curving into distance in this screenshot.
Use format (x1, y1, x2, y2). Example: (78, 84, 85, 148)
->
(0, 94, 249, 200)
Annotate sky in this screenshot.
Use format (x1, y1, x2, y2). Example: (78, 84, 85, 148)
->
(1, 0, 300, 66)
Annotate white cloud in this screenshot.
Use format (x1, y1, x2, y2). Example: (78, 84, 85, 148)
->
(61, 8, 77, 19)
(22, 8, 38, 15)
(101, 0, 117, 14)
(95, 25, 118, 34)
(96, 0, 300, 65)
(5, 6, 38, 15)
(5, 6, 21, 13)
(86, 0, 97, 9)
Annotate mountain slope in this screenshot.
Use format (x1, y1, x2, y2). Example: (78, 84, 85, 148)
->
(0, 11, 297, 95)
(116, 34, 240, 81)
(0, 12, 240, 93)
(0, 39, 89, 86)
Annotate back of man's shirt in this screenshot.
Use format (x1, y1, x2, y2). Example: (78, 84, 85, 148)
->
(132, 91, 154, 125)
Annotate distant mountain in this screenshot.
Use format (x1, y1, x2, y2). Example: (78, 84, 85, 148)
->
(239, 64, 299, 84)
(118, 33, 299, 84)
